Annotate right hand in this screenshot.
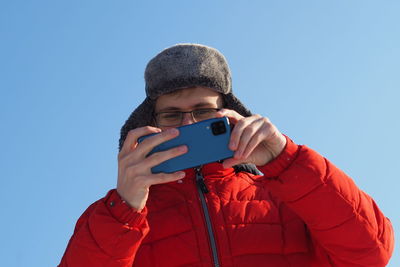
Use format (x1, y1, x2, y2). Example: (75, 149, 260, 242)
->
(117, 126, 188, 211)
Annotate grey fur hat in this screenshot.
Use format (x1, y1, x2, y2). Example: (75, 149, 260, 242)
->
(119, 43, 252, 150)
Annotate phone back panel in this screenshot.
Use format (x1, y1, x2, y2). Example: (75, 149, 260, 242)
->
(139, 117, 234, 173)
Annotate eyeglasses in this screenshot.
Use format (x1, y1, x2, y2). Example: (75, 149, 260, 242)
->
(154, 108, 221, 127)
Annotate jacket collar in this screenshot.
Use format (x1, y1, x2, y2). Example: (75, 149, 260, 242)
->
(183, 162, 235, 179)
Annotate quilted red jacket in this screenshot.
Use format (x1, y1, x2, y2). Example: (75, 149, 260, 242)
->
(59, 138, 394, 267)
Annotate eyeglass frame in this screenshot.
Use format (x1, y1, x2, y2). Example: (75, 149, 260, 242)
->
(153, 108, 222, 127)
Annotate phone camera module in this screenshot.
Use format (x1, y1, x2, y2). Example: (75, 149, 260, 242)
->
(211, 121, 227, 135)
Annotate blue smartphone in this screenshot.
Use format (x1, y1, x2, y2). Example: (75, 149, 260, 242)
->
(138, 117, 234, 173)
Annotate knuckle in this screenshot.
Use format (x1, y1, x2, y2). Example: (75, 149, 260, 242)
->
(150, 147, 181, 164)
(261, 124, 274, 135)
(139, 138, 160, 152)
(231, 131, 240, 140)
(162, 129, 175, 138)
(139, 136, 152, 146)
(151, 152, 162, 161)
(147, 152, 164, 164)
(127, 129, 139, 139)
(159, 131, 170, 139)
(244, 126, 257, 136)
(263, 121, 273, 130)
(262, 117, 271, 124)
(235, 119, 246, 129)
(166, 148, 180, 158)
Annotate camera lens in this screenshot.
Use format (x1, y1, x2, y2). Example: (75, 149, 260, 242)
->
(211, 121, 226, 135)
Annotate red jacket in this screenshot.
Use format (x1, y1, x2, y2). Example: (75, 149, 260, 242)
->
(59, 138, 394, 267)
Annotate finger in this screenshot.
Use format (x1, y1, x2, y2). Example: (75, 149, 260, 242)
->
(216, 108, 244, 125)
(120, 126, 162, 157)
(119, 128, 182, 171)
(230, 115, 261, 152)
(235, 116, 264, 159)
(241, 126, 269, 159)
(216, 109, 248, 150)
(141, 144, 188, 169)
(222, 157, 244, 169)
(145, 171, 186, 186)
(135, 128, 180, 159)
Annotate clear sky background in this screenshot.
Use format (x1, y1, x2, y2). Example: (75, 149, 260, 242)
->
(1, 1, 399, 266)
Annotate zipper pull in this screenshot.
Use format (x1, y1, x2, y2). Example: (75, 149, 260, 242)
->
(195, 167, 209, 194)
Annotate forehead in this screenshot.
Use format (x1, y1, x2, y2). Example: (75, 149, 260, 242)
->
(155, 87, 222, 111)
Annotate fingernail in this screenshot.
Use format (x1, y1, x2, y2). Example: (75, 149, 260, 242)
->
(167, 128, 178, 135)
(177, 171, 185, 178)
(230, 142, 236, 150)
(179, 145, 187, 152)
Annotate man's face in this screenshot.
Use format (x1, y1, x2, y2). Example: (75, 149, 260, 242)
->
(154, 86, 223, 129)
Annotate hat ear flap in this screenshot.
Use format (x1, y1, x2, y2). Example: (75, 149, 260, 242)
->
(119, 97, 155, 151)
(223, 93, 252, 117)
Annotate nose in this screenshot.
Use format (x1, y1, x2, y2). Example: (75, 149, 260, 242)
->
(180, 112, 196, 126)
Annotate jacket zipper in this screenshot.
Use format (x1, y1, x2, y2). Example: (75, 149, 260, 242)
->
(195, 167, 220, 267)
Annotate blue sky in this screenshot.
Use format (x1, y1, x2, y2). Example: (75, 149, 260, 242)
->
(1, 1, 399, 266)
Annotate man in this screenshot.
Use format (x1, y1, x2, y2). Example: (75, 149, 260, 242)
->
(59, 44, 394, 266)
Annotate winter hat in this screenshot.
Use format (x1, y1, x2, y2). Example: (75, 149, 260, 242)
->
(119, 43, 252, 150)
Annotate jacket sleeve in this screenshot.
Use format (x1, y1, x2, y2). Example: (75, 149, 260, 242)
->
(258, 136, 394, 267)
(58, 189, 149, 267)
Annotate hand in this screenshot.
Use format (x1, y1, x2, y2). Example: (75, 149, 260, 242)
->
(117, 126, 187, 211)
(215, 109, 287, 168)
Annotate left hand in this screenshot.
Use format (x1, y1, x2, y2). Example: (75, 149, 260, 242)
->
(215, 109, 287, 168)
